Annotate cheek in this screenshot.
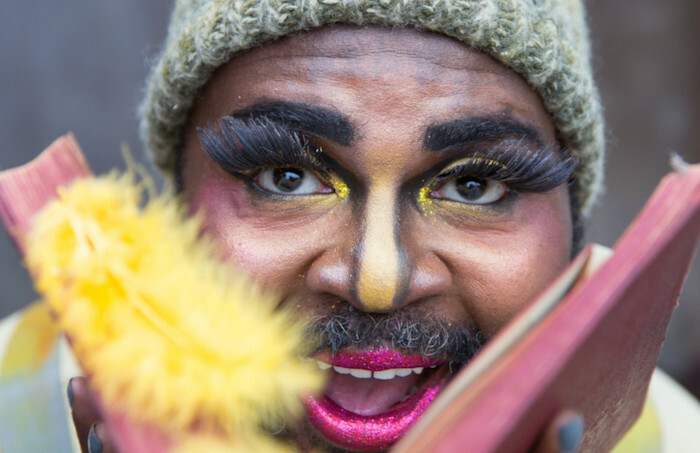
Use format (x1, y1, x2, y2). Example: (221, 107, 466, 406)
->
(184, 170, 346, 295)
(446, 190, 573, 336)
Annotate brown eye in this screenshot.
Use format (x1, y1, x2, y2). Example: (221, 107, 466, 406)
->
(431, 176, 508, 205)
(456, 177, 487, 201)
(255, 166, 333, 195)
(273, 168, 303, 192)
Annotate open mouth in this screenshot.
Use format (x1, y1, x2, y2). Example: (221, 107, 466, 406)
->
(303, 349, 451, 451)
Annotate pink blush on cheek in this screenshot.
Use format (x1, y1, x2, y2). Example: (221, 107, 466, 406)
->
(187, 180, 270, 263)
(191, 178, 259, 220)
(188, 178, 319, 283)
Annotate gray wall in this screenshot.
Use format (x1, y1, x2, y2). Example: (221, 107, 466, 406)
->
(1, 1, 699, 396)
(587, 0, 700, 396)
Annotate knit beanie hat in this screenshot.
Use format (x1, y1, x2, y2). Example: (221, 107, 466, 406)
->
(140, 0, 604, 216)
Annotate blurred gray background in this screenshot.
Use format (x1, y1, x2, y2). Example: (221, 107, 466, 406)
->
(1, 1, 699, 397)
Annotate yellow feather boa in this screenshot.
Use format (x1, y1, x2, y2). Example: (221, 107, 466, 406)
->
(25, 171, 323, 451)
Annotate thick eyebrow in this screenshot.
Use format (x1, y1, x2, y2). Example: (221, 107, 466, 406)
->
(230, 100, 355, 147)
(423, 117, 546, 152)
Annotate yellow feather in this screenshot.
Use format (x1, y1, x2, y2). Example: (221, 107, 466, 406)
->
(25, 170, 323, 446)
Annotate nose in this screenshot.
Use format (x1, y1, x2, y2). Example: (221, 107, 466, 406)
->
(305, 183, 451, 313)
(353, 182, 404, 311)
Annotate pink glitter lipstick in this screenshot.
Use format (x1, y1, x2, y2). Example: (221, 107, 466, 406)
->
(316, 349, 445, 371)
(304, 349, 449, 451)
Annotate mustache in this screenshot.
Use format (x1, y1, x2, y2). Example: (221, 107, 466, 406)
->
(304, 305, 484, 367)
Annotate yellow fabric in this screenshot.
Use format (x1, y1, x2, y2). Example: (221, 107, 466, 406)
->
(0, 301, 58, 378)
(611, 398, 662, 453)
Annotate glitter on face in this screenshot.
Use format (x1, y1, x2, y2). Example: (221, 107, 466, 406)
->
(304, 371, 447, 451)
(438, 156, 508, 174)
(331, 177, 349, 199)
(418, 186, 433, 214)
(316, 348, 445, 371)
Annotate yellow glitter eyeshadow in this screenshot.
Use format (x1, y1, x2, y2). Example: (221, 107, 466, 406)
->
(477, 157, 506, 168)
(331, 177, 349, 199)
(418, 186, 434, 214)
(440, 156, 507, 173)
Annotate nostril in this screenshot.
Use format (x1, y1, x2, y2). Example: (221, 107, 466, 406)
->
(304, 235, 451, 313)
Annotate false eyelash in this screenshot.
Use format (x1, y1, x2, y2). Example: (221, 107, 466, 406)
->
(433, 144, 578, 193)
(197, 116, 330, 178)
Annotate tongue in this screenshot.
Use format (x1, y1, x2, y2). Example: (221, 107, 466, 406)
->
(324, 371, 422, 416)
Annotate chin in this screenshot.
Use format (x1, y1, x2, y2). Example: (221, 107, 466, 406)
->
(298, 348, 455, 452)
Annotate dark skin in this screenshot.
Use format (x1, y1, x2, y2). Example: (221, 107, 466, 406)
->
(70, 26, 583, 452)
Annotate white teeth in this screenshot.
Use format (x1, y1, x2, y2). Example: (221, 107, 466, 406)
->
(373, 369, 398, 380)
(334, 366, 352, 375)
(395, 368, 413, 377)
(314, 360, 332, 370)
(319, 363, 434, 380)
(336, 367, 427, 380)
(350, 369, 372, 379)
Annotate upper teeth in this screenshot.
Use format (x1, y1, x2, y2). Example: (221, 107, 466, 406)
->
(314, 360, 429, 380)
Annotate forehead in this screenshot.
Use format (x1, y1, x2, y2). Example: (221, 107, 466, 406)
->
(189, 26, 557, 147)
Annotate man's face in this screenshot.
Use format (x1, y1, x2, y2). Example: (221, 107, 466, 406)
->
(180, 26, 573, 451)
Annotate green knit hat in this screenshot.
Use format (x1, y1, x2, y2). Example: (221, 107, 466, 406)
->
(140, 0, 604, 216)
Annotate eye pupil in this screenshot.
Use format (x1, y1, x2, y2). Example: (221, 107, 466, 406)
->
(456, 177, 486, 200)
(273, 167, 304, 192)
